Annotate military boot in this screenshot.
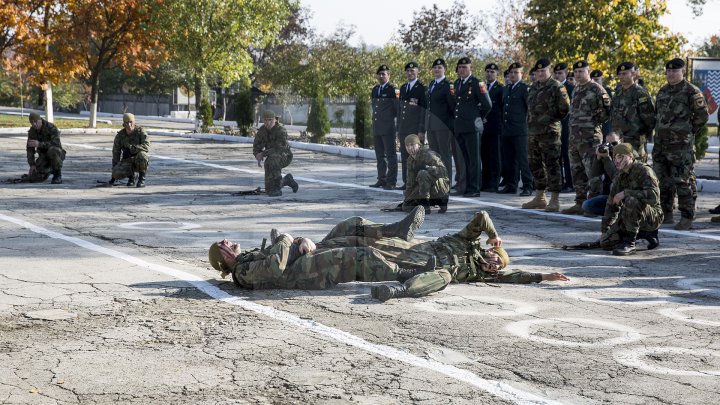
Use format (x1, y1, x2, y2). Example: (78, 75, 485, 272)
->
(380, 205, 425, 241)
(521, 190, 546, 209)
(561, 201, 586, 215)
(136, 172, 146, 188)
(126, 173, 136, 187)
(267, 189, 282, 197)
(674, 217, 693, 230)
(282, 173, 299, 193)
(662, 211, 674, 224)
(375, 284, 410, 302)
(108, 177, 116, 186)
(396, 256, 437, 283)
(613, 234, 637, 256)
(438, 197, 448, 214)
(637, 230, 659, 250)
(545, 192, 560, 212)
(50, 170, 62, 184)
(712, 215, 720, 223)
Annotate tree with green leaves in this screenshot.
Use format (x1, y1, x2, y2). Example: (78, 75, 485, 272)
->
(698, 34, 720, 57)
(235, 86, 254, 136)
(397, 0, 480, 55)
(353, 94, 372, 148)
(198, 98, 214, 133)
(307, 95, 330, 144)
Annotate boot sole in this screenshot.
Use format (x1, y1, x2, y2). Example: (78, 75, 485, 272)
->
(613, 250, 636, 256)
(376, 285, 394, 302)
(401, 206, 425, 241)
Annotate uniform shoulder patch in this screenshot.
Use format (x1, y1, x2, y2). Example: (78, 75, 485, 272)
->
(691, 92, 707, 109)
(638, 96, 649, 104)
(602, 92, 611, 106)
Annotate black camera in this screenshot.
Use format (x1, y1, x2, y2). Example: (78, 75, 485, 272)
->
(597, 142, 615, 154)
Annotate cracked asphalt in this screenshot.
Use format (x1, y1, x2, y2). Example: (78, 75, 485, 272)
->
(1, 129, 719, 404)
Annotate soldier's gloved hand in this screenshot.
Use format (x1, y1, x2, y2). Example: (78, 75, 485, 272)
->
(486, 237, 502, 247)
(122, 147, 131, 159)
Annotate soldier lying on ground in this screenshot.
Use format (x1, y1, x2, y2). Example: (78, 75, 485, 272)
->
(25, 112, 66, 184)
(208, 207, 568, 302)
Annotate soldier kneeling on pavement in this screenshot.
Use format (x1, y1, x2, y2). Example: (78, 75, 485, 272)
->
(106, 113, 150, 187)
(253, 110, 298, 197)
(600, 143, 663, 255)
(401, 134, 450, 213)
(25, 112, 66, 184)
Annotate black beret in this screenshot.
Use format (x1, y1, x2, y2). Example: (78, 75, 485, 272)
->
(503, 70, 510, 76)
(432, 58, 446, 68)
(616, 62, 635, 75)
(535, 59, 551, 69)
(665, 58, 685, 69)
(376, 65, 389, 74)
(553, 62, 567, 71)
(573, 60, 589, 69)
(530, 66, 537, 74)
(405, 61, 418, 70)
(508, 62, 523, 70)
(457, 57, 472, 67)
(590, 70, 603, 78)
(485, 63, 499, 71)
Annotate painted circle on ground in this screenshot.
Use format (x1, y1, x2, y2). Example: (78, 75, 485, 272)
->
(506, 318, 644, 347)
(676, 278, 720, 299)
(657, 306, 720, 327)
(118, 222, 201, 231)
(414, 295, 537, 317)
(614, 347, 720, 376)
(563, 287, 685, 305)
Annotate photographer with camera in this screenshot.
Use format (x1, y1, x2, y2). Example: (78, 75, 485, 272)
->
(582, 132, 621, 216)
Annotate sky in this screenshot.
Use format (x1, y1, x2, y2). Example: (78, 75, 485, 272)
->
(300, 0, 720, 48)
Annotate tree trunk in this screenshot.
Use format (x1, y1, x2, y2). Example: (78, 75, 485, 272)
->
(44, 82, 54, 123)
(194, 74, 202, 131)
(89, 76, 100, 128)
(221, 89, 227, 122)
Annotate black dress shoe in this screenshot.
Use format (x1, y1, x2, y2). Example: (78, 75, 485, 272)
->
(710, 205, 720, 214)
(396, 184, 406, 191)
(481, 186, 498, 192)
(497, 187, 517, 194)
(369, 180, 386, 188)
(561, 185, 574, 193)
(519, 189, 533, 197)
(463, 192, 481, 197)
(382, 184, 396, 190)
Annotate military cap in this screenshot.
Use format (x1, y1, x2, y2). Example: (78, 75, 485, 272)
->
(613, 143, 635, 158)
(508, 62, 523, 70)
(262, 110, 277, 120)
(432, 58, 446, 68)
(535, 59, 551, 69)
(590, 70, 603, 78)
(405, 61, 418, 70)
(122, 113, 135, 123)
(456, 57, 472, 67)
(28, 112, 42, 122)
(665, 58, 685, 69)
(208, 242, 227, 271)
(573, 60, 589, 70)
(376, 64, 390, 74)
(404, 134, 421, 145)
(529, 66, 537, 74)
(616, 62, 635, 75)
(503, 69, 510, 77)
(485, 63, 499, 71)
(553, 62, 568, 72)
(493, 247, 510, 268)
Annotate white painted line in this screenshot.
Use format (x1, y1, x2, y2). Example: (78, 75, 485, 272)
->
(658, 306, 720, 327)
(614, 347, 720, 376)
(563, 287, 695, 306)
(676, 278, 720, 299)
(505, 318, 644, 347)
(0, 212, 564, 405)
(118, 222, 201, 231)
(414, 294, 537, 317)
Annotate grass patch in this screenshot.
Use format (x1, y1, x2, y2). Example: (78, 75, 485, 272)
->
(0, 114, 116, 129)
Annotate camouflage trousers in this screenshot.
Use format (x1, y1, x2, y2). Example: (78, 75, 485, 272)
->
(569, 130, 602, 202)
(28, 146, 65, 181)
(404, 170, 450, 202)
(528, 132, 562, 192)
(652, 144, 695, 219)
(264, 150, 292, 193)
(624, 135, 648, 163)
(601, 196, 663, 249)
(112, 152, 149, 180)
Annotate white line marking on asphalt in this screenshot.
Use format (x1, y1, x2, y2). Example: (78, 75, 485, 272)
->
(563, 287, 695, 306)
(118, 222, 201, 231)
(658, 306, 720, 327)
(0, 212, 563, 405)
(506, 318, 644, 347)
(614, 347, 720, 376)
(414, 295, 537, 317)
(676, 278, 720, 299)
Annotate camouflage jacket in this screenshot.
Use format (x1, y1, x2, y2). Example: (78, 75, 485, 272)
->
(527, 78, 570, 136)
(405, 147, 449, 198)
(112, 126, 150, 167)
(655, 79, 709, 146)
(27, 120, 63, 166)
(569, 80, 610, 136)
(253, 123, 292, 157)
(610, 84, 656, 140)
(602, 161, 661, 233)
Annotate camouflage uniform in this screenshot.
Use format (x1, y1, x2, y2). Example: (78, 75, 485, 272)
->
(568, 81, 610, 202)
(610, 84, 656, 162)
(601, 162, 663, 248)
(653, 79, 709, 219)
(112, 126, 150, 180)
(527, 78, 570, 192)
(253, 123, 293, 194)
(403, 147, 450, 210)
(26, 120, 65, 182)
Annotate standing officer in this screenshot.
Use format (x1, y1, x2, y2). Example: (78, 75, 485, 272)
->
(610, 62, 656, 163)
(424, 58, 456, 185)
(481, 62, 505, 192)
(397, 61, 427, 190)
(591, 70, 614, 140)
(654, 58, 709, 230)
(553, 62, 575, 193)
(499, 62, 533, 196)
(522, 59, 570, 212)
(370, 64, 398, 189)
(25, 112, 65, 184)
(562, 61, 611, 215)
(453, 57, 492, 197)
